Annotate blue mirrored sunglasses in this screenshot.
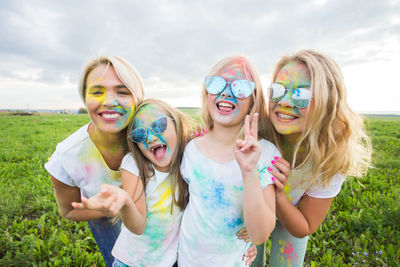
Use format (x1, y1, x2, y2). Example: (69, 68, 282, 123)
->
(205, 76, 255, 99)
(268, 83, 312, 108)
(130, 116, 168, 144)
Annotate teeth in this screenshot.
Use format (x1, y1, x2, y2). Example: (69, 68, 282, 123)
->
(151, 144, 165, 152)
(102, 113, 120, 119)
(218, 102, 234, 108)
(277, 113, 297, 119)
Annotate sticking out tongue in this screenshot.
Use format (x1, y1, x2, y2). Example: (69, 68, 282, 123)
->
(152, 145, 167, 160)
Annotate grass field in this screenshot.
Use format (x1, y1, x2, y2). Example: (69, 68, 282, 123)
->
(0, 112, 399, 266)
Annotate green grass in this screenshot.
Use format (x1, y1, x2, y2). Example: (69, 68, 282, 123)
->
(0, 114, 399, 266)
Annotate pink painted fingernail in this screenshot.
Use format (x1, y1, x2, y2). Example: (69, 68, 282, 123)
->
(274, 156, 280, 160)
(204, 129, 208, 134)
(200, 131, 204, 136)
(271, 177, 276, 181)
(268, 167, 273, 172)
(271, 160, 276, 164)
(194, 131, 199, 137)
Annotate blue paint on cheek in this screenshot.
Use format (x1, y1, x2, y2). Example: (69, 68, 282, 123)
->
(231, 97, 238, 105)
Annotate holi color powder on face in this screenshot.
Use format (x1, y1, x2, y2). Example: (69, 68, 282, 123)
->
(133, 104, 177, 172)
(276, 61, 311, 90)
(85, 65, 135, 134)
(220, 62, 245, 81)
(269, 61, 312, 138)
(207, 63, 252, 128)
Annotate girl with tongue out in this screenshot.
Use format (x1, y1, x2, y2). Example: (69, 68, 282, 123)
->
(177, 56, 280, 267)
(248, 50, 372, 267)
(45, 56, 144, 266)
(73, 98, 196, 267)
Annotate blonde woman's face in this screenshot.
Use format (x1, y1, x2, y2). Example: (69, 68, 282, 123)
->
(85, 65, 135, 134)
(207, 63, 252, 128)
(269, 61, 312, 140)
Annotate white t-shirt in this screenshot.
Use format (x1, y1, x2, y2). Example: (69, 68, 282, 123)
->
(178, 139, 280, 267)
(112, 153, 183, 267)
(284, 161, 346, 206)
(44, 123, 121, 198)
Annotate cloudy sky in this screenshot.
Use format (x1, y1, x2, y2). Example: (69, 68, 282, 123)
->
(1, 0, 399, 113)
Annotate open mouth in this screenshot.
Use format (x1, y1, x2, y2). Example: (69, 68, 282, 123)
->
(150, 144, 167, 160)
(99, 111, 123, 121)
(275, 111, 298, 120)
(216, 101, 236, 114)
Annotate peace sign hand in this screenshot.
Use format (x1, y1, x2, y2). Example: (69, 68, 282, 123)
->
(234, 113, 262, 177)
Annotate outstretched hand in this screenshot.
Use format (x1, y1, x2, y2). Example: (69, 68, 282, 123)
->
(71, 184, 129, 217)
(234, 113, 261, 176)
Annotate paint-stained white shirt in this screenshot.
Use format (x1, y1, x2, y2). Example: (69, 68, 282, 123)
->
(112, 153, 182, 267)
(178, 139, 280, 267)
(283, 161, 345, 206)
(45, 123, 121, 198)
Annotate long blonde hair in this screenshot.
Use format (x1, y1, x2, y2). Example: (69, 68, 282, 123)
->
(201, 55, 274, 138)
(79, 55, 145, 106)
(269, 50, 372, 187)
(127, 99, 197, 211)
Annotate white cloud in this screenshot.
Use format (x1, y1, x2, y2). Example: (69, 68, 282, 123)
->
(0, 0, 399, 112)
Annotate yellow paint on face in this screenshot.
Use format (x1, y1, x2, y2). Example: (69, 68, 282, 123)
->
(86, 86, 106, 103)
(276, 61, 310, 90)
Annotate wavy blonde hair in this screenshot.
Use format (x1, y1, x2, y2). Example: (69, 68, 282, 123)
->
(78, 55, 145, 106)
(201, 55, 274, 138)
(269, 50, 372, 187)
(127, 99, 198, 211)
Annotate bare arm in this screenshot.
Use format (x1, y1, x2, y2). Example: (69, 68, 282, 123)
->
(269, 159, 334, 238)
(51, 176, 105, 221)
(275, 193, 333, 238)
(119, 169, 146, 234)
(243, 177, 276, 245)
(235, 114, 276, 245)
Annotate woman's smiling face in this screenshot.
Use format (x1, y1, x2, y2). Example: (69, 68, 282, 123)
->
(269, 61, 313, 140)
(132, 104, 177, 172)
(85, 64, 135, 134)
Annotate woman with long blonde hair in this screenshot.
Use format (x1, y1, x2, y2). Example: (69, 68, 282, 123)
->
(251, 49, 372, 266)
